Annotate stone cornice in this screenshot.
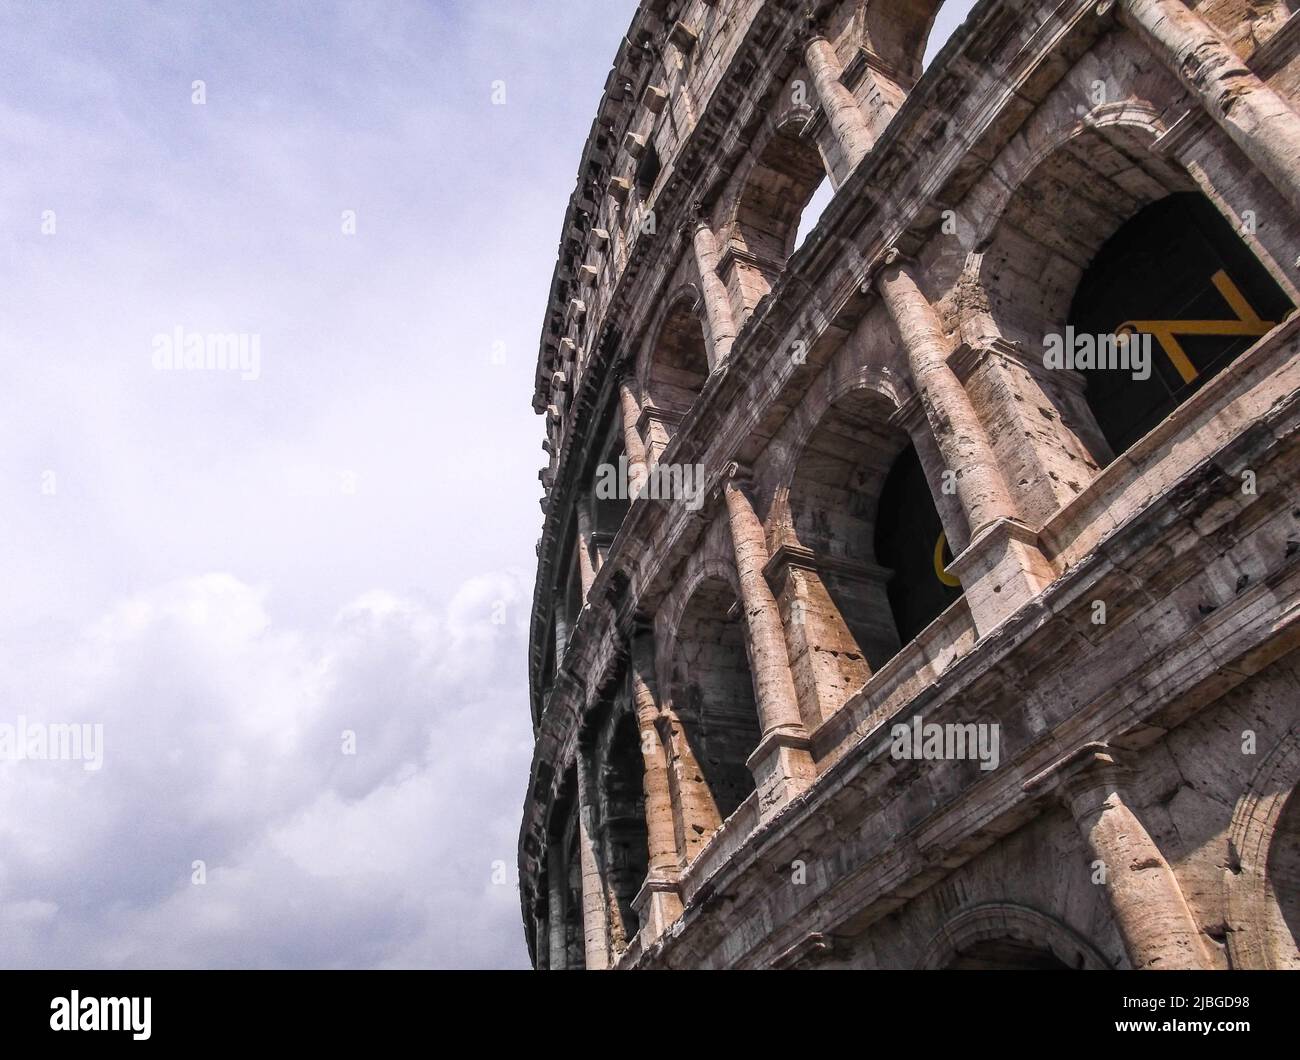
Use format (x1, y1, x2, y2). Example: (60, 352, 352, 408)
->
(524, 0, 1108, 833)
(521, 0, 1118, 946)
(637, 400, 1300, 967)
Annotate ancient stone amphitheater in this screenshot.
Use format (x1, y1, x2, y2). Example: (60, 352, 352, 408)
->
(518, 0, 1300, 970)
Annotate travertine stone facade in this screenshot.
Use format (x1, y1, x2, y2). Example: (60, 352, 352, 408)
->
(520, 0, 1300, 970)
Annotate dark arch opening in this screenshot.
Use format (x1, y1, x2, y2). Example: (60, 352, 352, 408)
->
(1266, 784, 1300, 962)
(733, 123, 828, 285)
(874, 443, 963, 645)
(1068, 191, 1293, 457)
(646, 297, 710, 418)
(590, 412, 629, 563)
(545, 770, 584, 970)
(600, 710, 649, 943)
(945, 937, 1075, 970)
(670, 575, 760, 821)
(785, 388, 907, 677)
(635, 140, 661, 196)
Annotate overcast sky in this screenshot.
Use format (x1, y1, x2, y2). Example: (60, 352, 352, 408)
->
(0, 1, 973, 969)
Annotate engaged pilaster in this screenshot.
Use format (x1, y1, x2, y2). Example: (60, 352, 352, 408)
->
(1027, 744, 1215, 970)
(721, 464, 816, 818)
(627, 625, 684, 947)
(687, 207, 738, 367)
(617, 374, 651, 494)
(801, 32, 873, 174)
(575, 495, 597, 598)
(574, 745, 611, 970)
(546, 841, 568, 971)
(875, 251, 1054, 634)
(1118, 0, 1300, 217)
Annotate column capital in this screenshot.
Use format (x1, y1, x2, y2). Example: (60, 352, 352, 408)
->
(709, 460, 754, 510)
(613, 352, 637, 385)
(871, 244, 915, 285)
(788, 12, 832, 53)
(1023, 741, 1134, 813)
(680, 200, 713, 237)
(722, 459, 754, 486)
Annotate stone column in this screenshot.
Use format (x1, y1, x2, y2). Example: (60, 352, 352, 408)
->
(575, 495, 597, 598)
(1118, 0, 1300, 217)
(875, 251, 1054, 635)
(877, 253, 1015, 538)
(617, 377, 651, 493)
(802, 33, 873, 173)
(554, 611, 568, 674)
(721, 464, 816, 818)
(546, 841, 568, 970)
(688, 210, 737, 367)
(628, 625, 684, 946)
(574, 745, 611, 970)
(1028, 744, 1214, 970)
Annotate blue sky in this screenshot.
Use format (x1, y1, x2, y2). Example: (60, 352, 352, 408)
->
(0, 0, 975, 968)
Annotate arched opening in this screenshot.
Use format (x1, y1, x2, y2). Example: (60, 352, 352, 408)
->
(635, 139, 662, 198)
(1265, 785, 1300, 965)
(874, 443, 964, 647)
(590, 411, 629, 565)
(1067, 191, 1293, 458)
(960, 122, 1274, 521)
(780, 387, 965, 724)
(562, 543, 581, 629)
(780, 388, 909, 725)
(598, 709, 649, 945)
(544, 770, 585, 970)
(944, 938, 1074, 970)
(920, 0, 980, 72)
(857, 0, 968, 90)
(642, 295, 711, 458)
(792, 172, 834, 254)
(729, 121, 830, 303)
(669, 575, 761, 824)
(920, 902, 1113, 969)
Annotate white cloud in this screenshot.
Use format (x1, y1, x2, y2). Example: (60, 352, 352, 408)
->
(0, 571, 532, 968)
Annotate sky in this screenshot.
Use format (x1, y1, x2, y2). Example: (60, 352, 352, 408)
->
(0, 0, 975, 969)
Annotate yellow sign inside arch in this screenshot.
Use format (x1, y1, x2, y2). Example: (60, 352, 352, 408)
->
(934, 531, 961, 587)
(1118, 270, 1275, 385)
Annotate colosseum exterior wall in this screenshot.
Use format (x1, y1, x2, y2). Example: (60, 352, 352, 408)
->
(519, 0, 1300, 971)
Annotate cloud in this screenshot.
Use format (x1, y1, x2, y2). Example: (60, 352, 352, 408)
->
(0, 571, 532, 968)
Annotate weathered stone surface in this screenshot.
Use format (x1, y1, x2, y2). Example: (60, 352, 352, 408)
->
(520, 0, 1300, 971)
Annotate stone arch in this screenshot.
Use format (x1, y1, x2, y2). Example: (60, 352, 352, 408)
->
(959, 109, 1193, 358)
(638, 283, 710, 460)
(722, 113, 832, 316)
(596, 704, 649, 951)
(949, 95, 1293, 519)
(775, 384, 909, 726)
(665, 566, 762, 838)
(658, 551, 742, 666)
(919, 901, 1113, 970)
(1226, 725, 1300, 969)
(861, 0, 954, 86)
(543, 766, 585, 970)
(1067, 190, 1293, 458)
(769, 359, 967, 726)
